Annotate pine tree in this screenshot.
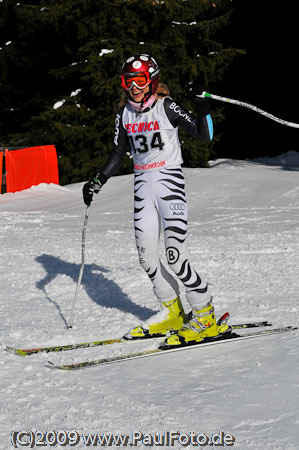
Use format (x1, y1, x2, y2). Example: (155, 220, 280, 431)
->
(0, 1, 72, 146)
(210, 0, 299, 160)
(0, 0, 244, 184)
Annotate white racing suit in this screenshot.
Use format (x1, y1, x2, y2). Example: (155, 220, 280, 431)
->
(99, 96, 213, 309)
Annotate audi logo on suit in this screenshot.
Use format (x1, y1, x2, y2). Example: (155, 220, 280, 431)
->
(170, 203, 185, 210)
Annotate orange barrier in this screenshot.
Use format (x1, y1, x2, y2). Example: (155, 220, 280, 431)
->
(5, 145, 59, 193)
(0, 151, 3, 183)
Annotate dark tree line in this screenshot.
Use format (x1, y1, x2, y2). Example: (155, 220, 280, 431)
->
(0, 0, 297, 185)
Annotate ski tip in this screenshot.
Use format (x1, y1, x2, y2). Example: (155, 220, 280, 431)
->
(6, 346, 16, 354)
(6, 346, 26, 356)
(47, 360, 73, 370)
(47, 361, 60, 369)
(6, 346, 42, 356)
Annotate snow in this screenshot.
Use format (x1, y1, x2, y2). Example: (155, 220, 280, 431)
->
(171, 21, 197, 26)
(1, 152, 299, 449)
(52, 89, 81, 110)
(53, 99, 66, 110)
(99, 49, 114, 57)
(70, 89, 81, 97)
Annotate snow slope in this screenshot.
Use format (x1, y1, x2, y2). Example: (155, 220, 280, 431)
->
(1, 153, 299, 449)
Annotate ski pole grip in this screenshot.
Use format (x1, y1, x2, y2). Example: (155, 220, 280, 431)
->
(195, 91, 208, 99)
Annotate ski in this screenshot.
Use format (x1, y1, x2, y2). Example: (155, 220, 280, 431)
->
(48, 326, 297, 371)
(6, 337, 124, 356)
(6, 320, 272, 356)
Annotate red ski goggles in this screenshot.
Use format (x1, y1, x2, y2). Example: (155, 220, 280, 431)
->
(121, 72, 151, 90)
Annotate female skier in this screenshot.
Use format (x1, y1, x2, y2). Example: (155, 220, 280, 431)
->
(83, 54, 229, 346)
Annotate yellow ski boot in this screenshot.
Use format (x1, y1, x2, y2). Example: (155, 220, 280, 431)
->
(125, 297, 186, 339)
(164, 300, 230, 347)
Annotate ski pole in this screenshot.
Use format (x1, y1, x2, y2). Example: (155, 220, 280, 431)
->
(198, 92, 299, 129)
(67, 205, 90, 329)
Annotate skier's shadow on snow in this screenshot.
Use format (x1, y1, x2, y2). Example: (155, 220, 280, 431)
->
(35, 254, 153, 325)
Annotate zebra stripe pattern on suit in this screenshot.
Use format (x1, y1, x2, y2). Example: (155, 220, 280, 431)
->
(133, 167, 209, 308)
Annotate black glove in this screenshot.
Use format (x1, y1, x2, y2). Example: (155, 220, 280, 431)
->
(82, 178, 102, 206)
(185, 82, 210, 117)
(185, 82, 206, 99)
